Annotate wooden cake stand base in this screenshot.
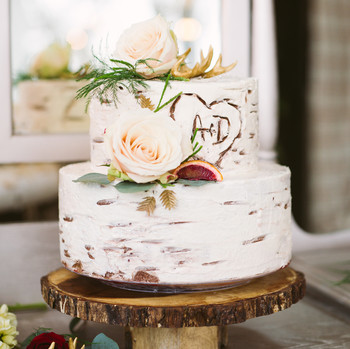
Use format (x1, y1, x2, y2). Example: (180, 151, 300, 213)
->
(41, 267, 305, 349)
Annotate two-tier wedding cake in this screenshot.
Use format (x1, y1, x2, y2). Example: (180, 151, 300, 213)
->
(58, 15, 291, 291)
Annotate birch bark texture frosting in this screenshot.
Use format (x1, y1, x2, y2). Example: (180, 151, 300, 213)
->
(90, 75, 259, 174)
(59, 161, 291, 284)
(113, 15, 178, 77)
(60, 75, 291, 286)
(58, 14, 292, 289)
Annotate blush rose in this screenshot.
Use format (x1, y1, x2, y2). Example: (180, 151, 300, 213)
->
(104, 110, 192, 183)
(114, 15, 178, 77)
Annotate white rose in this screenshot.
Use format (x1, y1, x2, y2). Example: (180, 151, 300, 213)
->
(0, 305, 18, 349)
(30, 42, 71, 79)
(114, 15, 178, 77)
(104, 110, 192, 183)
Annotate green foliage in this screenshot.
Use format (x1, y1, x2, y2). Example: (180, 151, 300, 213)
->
(334, 270, 350, 286)
(176, 179, 213, 186)
(76, 57, 149, 106)
(20, 329, 120, 349)
(183, 127, 203, 162)
(155, 72, 171, 110)
(7, 303, 47, 312)
(73, 173, 111, 185)
(69, 317, 81, 336)
(91, 333, 120, 349)
(20, 328, 52, 348)
(154, 91, 183, 113)
(76, 55, 187, 107)
(158, 181, 175, 188)
(114, 181, 155, 193)
(13, 72, 33, 85)
(153, 72, 183, 113)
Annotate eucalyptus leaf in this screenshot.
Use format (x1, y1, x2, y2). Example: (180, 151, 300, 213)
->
(176, 179, 213, 186)
(20, 328, 52, 348)
(69, 317, 81, 335)
(73, 173, 110, 185)
(115, 181, 155, 193)
(92, 333, 120, 349)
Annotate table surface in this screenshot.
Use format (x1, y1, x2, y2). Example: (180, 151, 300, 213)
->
(2, 221, 350, 348)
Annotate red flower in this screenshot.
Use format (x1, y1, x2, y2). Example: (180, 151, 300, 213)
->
(27, 332, 68, 349)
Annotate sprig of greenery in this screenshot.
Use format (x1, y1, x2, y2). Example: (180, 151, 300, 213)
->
(191, 128, 199, 143)
(13, 72, 33, 85)
(76, 56, 149, 107)
(183, 128, 203, 162)
(158, 181, 175, 188)
(153, 72, 184, 113)
(155, 72, 171, 110)
(135, 58, 160, 71)
(333, 269, 350, 286)
(76, 55, 188, 108)
(14, 64, 90, 85)
(154, 91, 183, 113)
(8, 303, 47, 312)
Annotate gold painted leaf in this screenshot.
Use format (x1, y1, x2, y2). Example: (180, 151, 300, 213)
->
(137, 196, 156, 215)
(139, 94, 155, 111)
(159, 190, 177, 210)
(68, 337, 85, 349)
(171, 46, 237, 79)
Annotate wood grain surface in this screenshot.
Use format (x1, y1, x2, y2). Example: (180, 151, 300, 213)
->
(41, 267, 305, 328)
(125, 326, 228, 349)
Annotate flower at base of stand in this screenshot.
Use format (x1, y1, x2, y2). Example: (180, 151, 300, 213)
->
(0, 305, 18, 349)
(26, 332, 69, 349)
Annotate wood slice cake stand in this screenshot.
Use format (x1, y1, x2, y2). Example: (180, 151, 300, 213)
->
(41, 267, 305, 349)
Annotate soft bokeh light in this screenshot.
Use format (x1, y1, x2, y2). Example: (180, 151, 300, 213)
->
(10, 0, 220, 76)
(66, 28, 88, 50)
(174, 17, 202, 42)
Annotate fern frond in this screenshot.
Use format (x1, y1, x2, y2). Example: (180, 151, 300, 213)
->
(137, 196, 156, 216)
(159, 190, 177, 210)
(138, 94, 155, 111)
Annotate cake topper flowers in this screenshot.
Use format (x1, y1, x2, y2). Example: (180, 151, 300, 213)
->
(114, 15, 178, 78)
(76, 15, 237, 107)
(15, 42, 89, 83)
(73, 15, 227, 214)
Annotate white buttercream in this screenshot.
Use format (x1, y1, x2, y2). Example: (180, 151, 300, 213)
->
(59, 161, 291, 285)
(59, 73, 292, 287)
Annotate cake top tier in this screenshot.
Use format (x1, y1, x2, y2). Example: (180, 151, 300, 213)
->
(89, 73, 259, 176)
(78, 15, 259, 188)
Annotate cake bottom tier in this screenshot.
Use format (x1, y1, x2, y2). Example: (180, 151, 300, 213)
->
(59, 162, 292, 286)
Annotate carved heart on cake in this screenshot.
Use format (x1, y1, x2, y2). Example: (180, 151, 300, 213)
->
(169, 93, 242, 168)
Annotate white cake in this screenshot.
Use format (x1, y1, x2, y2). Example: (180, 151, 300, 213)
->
(14, 80, 88, 134)
(59, 73, 292, 289)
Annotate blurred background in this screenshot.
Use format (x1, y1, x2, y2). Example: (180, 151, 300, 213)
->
(1, 0, 350, 236)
